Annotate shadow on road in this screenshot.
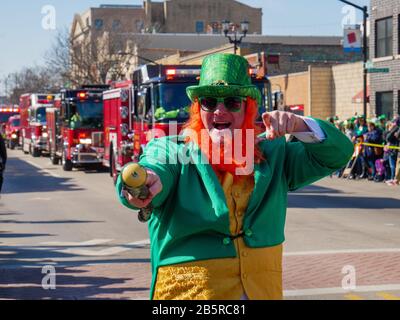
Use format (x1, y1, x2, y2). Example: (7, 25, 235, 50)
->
(0, 265, 149, 300)
(0, 232, 55, 238)
(288, 194, 400, 209)
(2, 157, 85, 194)
(0, 242, 151, 299)
(0, 219, 104, 225)
(291, 184, 344, 194)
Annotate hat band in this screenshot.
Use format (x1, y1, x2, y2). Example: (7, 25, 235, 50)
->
(211, 80, 242, 86)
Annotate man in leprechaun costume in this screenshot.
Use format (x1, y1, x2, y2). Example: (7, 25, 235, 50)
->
(116, 53, 354, 300)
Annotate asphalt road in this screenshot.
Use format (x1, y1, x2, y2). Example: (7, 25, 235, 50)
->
(1, 148, 400, 300)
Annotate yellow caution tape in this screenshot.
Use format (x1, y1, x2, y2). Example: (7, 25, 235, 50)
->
(356, 142, 400, 150)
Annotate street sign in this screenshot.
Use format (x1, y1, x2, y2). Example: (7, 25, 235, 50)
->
(365, 61, 374, 69)
(366, 68, 390, 73)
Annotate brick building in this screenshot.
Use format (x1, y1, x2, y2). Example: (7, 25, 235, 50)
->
(268, 62, 371, 120)
(369, 0, 400, 119)
(70, 0, 262, 39)
(144, 0, 262, 34)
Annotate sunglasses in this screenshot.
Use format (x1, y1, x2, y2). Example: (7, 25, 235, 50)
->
(199, 96, 246, 112)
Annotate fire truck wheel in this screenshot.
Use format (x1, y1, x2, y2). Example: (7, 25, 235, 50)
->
(50, 152, 60, 165)
(10, 141, 16, 150)
(62, 151, 73, 171)
(31, 145, 41, 158)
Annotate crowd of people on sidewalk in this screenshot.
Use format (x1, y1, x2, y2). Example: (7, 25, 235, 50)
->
(327, 114, 400, 186)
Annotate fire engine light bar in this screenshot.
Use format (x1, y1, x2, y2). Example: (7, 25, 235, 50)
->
(166, 69, 176, 76)
(0, 107, 19, 112)
(165, 69, 200, 77)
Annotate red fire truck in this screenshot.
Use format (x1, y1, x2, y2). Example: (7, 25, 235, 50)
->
(103, 65, 202, 183)
(19, 94, 56, 157)
(0, 105, 19, 138)
(4, 115, 21, 149)
(46, 85, 109, 171)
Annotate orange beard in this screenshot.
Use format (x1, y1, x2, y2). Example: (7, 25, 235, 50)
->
(183, 97, 264, 177)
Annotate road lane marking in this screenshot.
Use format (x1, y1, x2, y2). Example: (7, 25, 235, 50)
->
(60, 247, 132, 256)
(28, 197, 52, 201)
(344, 294, 364, 300)
(284, 284, 400, 297)
(376, 292, 400, 300)
(24, 160, 62, 178)
(56, 239, 150, 256)
(40, 239, 114, 247)
(49, 241, 400, 257)
(127, 239, 150, 246)
(284, 248, 400, 256)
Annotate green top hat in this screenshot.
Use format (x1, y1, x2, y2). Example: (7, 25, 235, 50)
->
(186, 53, 262, 105)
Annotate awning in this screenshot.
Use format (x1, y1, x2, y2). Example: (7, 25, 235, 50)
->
(352, 86, 370, 103)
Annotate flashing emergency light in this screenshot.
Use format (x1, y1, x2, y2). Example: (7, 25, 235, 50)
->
(166, 69, 176, 76)
(77, 92, 88, 99)
(78, 132, 87, 139)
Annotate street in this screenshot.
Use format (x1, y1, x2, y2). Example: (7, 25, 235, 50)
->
(1, 149, 400, 300)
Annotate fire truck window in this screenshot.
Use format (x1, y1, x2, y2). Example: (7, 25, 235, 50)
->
(153, 83, 193, 122)
(136, 90, 147, 120)
(69, 101, 103, 129)
(36, 107, 47, 124)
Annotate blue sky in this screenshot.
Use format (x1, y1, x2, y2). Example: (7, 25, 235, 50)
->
(0, 0, 368, 93)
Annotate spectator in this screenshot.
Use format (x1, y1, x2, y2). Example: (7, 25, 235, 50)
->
(344, 120, 355, 140)
(384, 116, 400, 186)
(363, 119, 383, 180)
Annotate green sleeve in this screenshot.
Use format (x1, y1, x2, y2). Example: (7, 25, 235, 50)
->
(284, 119, 354, 191)
(115, 137, 181, 210)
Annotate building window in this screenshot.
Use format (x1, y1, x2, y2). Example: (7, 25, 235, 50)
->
(376, 91, 393, 119)
(94, 19, 103, 30)
(112, 20, 121, 31)
(375, 17, 393, 58)
(195, 21, 204, 33)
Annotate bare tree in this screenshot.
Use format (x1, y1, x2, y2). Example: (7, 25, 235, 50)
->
(46, 28, 134, 86)
(42, 23, 154, 89)
(3, 66, 59, 104)
(44, 27, 73, 88)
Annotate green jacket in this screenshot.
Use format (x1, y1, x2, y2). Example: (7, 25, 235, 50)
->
(116, 119, 354, 298)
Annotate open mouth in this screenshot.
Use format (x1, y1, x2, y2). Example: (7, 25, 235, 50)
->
(213, 121, 232, 130)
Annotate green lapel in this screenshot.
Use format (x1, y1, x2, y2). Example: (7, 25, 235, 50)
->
(188, 143, 229, 218)
(245, 154, 273, 216)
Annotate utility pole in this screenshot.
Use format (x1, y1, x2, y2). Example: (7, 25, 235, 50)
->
(338, 0, 369, 119)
